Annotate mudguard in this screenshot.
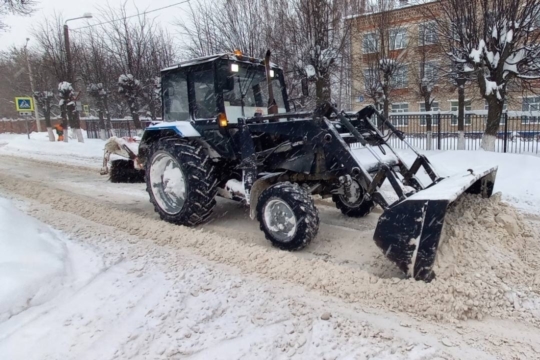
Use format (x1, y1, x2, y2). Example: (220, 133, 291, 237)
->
(143, 121, 201, 138)
(374, 166, 498, 281)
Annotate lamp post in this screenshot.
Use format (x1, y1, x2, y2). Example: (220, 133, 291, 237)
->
(63, 13, 92, 142)
(24, 38, 41, 132)
(64, 13, 93, 84)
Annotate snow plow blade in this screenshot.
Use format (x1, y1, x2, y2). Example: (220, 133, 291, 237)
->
(374, 166, 497, 281)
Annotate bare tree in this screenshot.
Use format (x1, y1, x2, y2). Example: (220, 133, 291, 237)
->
(410, 20, 441, 150)
(34, 91, 54, 141)
(177, 0, 363, 108)
(0, 0, 35, 30)
(354, 0, 408, 119)
(87, 83, 113, 140)
(97, 2, 175, 129)
(118, 74, 143, 128)
(431, 0, 540, 151)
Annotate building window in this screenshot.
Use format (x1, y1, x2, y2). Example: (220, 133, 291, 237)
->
(391, 65, 408, 89)
(418, 22, 438, 45)
(391, 103, 409, 126)
(421, 61, 439, 84)
(389, 28, 408, 50)
(363, 69, 378, 90)
(484, 100, 507, 125)
(363, 33, 378, 54)
(522, 96, 540, 124)
(419, 102, 440, 126)
(450, 100, 472, 126)
(450, 100, 472, 111)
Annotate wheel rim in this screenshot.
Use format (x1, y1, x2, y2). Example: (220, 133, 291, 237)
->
(263, 198, 298, 243)
(339, 180, 364, 208)
(149, 151, 186, 215)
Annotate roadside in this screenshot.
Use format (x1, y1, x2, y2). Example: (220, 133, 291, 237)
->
(0, 155, 539, 359)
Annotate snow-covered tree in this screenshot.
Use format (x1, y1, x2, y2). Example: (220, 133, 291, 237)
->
(34, 91, 54, 141)
(58, 81, 84, 143)
(355, 0, 408, 119)
(433, 0, 540, 151)
(290, 0, 350, 104)
(142, 77, 161, 121)
(87, 83, 113, 140)
(118, 74, 143, 129)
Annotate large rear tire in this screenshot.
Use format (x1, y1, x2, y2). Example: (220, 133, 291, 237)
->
(257, 182, 319, 251)
(332, 179, 374, 218)
(145, 138, 218, 226)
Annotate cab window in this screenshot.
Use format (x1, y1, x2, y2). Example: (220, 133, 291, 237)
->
(192, 70, 216, 119)
(162, 72, 189, 121)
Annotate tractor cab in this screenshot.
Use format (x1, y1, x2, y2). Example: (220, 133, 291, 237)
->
(161, 53, 290, 125)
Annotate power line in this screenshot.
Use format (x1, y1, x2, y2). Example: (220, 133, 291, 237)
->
(71, 0, 191, 31)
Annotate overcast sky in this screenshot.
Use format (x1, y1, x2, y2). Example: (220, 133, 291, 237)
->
(0, 0, 191, 50)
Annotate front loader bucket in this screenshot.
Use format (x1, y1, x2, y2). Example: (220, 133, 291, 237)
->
(374, 166, 497, 281)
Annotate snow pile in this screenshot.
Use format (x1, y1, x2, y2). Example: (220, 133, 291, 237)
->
(0, 198, 68, 322)
(433, 193, 540, 321)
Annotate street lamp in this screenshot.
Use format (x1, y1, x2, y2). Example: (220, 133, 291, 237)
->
(24, 38, 41, 132)
(64, 13, 93, 84)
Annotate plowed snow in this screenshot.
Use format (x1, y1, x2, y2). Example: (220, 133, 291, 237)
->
(0, 172, 538, 327)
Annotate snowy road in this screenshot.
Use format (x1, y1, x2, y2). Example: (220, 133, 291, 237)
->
(0, 155, 539, 359)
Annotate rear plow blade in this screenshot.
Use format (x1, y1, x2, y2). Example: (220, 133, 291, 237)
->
(374, 166, 498, 281)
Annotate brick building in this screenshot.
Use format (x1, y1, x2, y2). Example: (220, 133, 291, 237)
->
(346, 0, 540, 125)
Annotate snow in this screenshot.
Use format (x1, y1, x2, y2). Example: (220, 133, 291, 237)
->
(0, 138, 539, 358)
(405, 165, 497, 201)
(469, 41, 485, 63)
(506, 29, 513, 43)
(58, 81, 73, 93)
(395, 149, 540, 214)
(351, 144, 399, 172)
(304, 64, 316, 78)
(162, 162, 185, 199)
(0, 189, 446, 360)
(0, 197, 68, 322)
(0, 133, 105, 168)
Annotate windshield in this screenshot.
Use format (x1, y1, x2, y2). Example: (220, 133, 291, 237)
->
(222, 64, 286, 122)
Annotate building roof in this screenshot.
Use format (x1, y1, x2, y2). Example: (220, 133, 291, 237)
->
(345, 0, 436, 21)
(162, 53, 281, 73)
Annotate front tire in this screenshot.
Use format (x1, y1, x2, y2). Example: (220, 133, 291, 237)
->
(332, 180, 374, 218)
(257, 182, 319, 251)
(145, 138, 218, 226)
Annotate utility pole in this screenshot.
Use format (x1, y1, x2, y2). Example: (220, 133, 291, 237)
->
(63, 25, 73, 84)
(25, 38, 41, 132)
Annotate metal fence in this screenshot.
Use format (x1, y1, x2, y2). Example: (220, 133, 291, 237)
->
(86, 119, 154, 139)
(383, 111, 540, 154)
(85, 112, 540, 155)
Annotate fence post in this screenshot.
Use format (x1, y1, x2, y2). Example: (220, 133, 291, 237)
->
(503, 112, 508, 153)
(127, 121, 131, 138)
(437, 111, 441, 150)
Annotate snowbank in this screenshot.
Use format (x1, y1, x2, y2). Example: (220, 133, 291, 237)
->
(0, 133, 105, 168)
(399, 150, 540, 214)
(0, 198, 69, 322)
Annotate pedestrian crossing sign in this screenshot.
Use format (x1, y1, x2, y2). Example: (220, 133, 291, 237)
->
(15, 97, 34, 112)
